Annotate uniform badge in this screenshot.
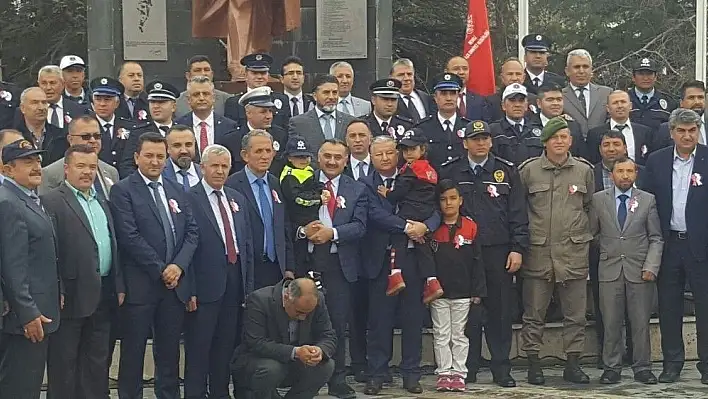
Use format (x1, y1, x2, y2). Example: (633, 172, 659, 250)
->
(100, 78, 108, 85)
(536, 34, 542, 41)
(531, 127, 541, 136)
(493, 170, 504, 182)
(386, 80, 395, 87)
(296, 140, 306, 150)
(444, 74, 451, 80)
(659, 99, 667, 109)
(0, 90, 11, 102)
(154, 83, 163, 90)
(273, 141, 280, 151)
(274, 98, 282, 109)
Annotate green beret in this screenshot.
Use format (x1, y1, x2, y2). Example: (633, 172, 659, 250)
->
(540, 116, 569, 142)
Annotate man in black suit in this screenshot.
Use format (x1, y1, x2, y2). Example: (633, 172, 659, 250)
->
(42, 144, 122, 399)
(116, 61, 150, 122)
(110, 132, 199, 399)
(231, 278, 336, 398)
(0, 139, 60, 398)
(15, 87, 68, 166)
(644, 108, 708, 384)
(521, 34, 565, 95)
(529, 84, 586, 158)
(445, 56, 488, 121)
(586, 90, 654, 165)
(184, 144, 254, 399)
(37, 64, 90, 129)
(652, 80, 706, 151)
(281, 56, 315, 116)
(391, 58, 432, 123)
(364, 78, 414, 139)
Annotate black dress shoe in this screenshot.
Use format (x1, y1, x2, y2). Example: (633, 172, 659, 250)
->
(563, 365, 590, 384)
(634, 370, 657, 384)
(658, 370, 680, 383)
(328, 383, 357, 399)
(493, 374, 517, 387)
(403, 381, 423, 394)
(353, 370, 367, 383)
(599, 370, 621, 384)
(363, 379, 382, 395)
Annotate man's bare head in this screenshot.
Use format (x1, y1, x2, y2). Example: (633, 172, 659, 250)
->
(283, 278, 319, 320)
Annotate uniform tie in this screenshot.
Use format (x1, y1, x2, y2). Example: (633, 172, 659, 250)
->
(443, 120, 452, 134)
(49, 103, 60, 127)
(533, 77, 541, 87)
(356, 161, 367, 180)
(641, 95, 649, 105)
(158, 125, 169, 135)
(515, 123, 523, 135)
(474, 165, 483, 176)
(103, 123, 113, 139)
(615, 124, 626, 132)
(384, 178, 393, 189)
(618, 194, 628, 229)
(381, 121, 389, 135)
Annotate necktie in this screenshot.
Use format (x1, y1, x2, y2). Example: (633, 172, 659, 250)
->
(641, 95, 649, 105)
(443, 120, 452, 134)
(356, 162, 367, 180)
(255, 179, 276, 262)
(29, 192, 42, 209)
(291, 97, 300, 116)
(325, 180, 336, 219)
(405, 95, 420, 123)
(199, 121, 208, 152)
(474, 165, 483, 176)
(515, 123, 523, 135)
(159, 125, 169, 135)
(214, 191, 238, 264)
(615, 124, 626, 132)
(458, 92, 466, 118)
(321, 113, 334, 139)
(576, 87, 587, 117)
(177, 169, 190, 191)
(618, 194, 629, 229)
(381, 121, 389, 135)
(533, 77, 541, 87)
(103, 123, 113, 139)
(340, 99, 352, 115)
(148, 181, 175, 261)
(93, 176, 106, 201)
(127, 98, 136, 117)
(49, 103, 60, 127)
(384, 178, 393, 189)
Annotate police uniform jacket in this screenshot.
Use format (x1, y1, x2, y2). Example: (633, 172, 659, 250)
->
(224, 91, 291, 131)
(415, 114, 470, 169)
(431, 216, 486, 299)
(441, 154, 529, 253)
(518, 153, 594, 282)
(484, 91, 538, 123)
(98, 116, 144, 172)
(628, 88, 677, 131)
(523, 71, 565, 95)
(490, 117, 545, 165)
(0, 81, 21, 130)
(364, 113, 413, 139)
(221, 124, 288, 175)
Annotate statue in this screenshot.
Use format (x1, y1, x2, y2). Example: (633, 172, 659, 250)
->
(192, 0, 301, 80)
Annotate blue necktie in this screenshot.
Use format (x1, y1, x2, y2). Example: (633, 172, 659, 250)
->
(256, 179, 276, 262)
(148, 181, 175, 261)
(178, 170, 190, 191)
(93, 177, 105, 201)
(618, 194, 628, 229)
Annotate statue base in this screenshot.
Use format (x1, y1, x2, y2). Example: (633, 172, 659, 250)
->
(214, 77, 284, 95)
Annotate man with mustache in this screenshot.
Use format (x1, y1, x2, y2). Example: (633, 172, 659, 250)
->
(36, 65, 90, 130)
(652, 80, 706, 150)
(628, 58, 677, 131)
(528, 84, 586, 158)
(163, 126, 202, 190)
(561, 49, 613, 136)
(59, 55, 91, 106)
(16, 87, 68, 166)
(489, 83, 544, 165)
(363, 78, 413, 140)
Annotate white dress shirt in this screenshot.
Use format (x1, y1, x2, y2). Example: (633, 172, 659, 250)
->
(171, 159, 200, 187)
(201, 180, 239, 255)
(49, 97, 66, 128)
(285, 92, 305, 115)
(569, 83, 591, 117)
(309, 172, 341, 253)
(701, 115, 707, 145)
(438, 112, 458, 129)
(540, 113, 551, 126)
(401, 91, 427, 119)
(350, 155, 371, 180)
(192, 112, 215, 153)
(610, 119, 635, 160)
(97, 115, 116, 138)
(526, 70, 546, 86)
(138, 170, 175, 235)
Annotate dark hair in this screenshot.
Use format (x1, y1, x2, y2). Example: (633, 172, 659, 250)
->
(281, 56, 304, 75)
(599, 129, 627, 146)
(187, 55, 212, 71)
(437, 178, 460, 196)
(345, 118, 370, 132)
(136, 132, 168, 154)
(537, 83, 564, 97)
(680, 80, 705, 100)
(318, 138, 350, 155)
(311, 74, 339, 92)
(610, 155, 636, 172)
(166, 124, 195, 136)
(64, 144, 96, 164)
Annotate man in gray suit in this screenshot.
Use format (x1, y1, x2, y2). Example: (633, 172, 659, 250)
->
(288, 74, 356, 154)
(562, 49, 613, 136)
(175, 55, 232, 118)
(590, 156, 663, 385)
(0, 139, 60, 398)
(38, 115, 118, 197)
(330, 62, 371, 117)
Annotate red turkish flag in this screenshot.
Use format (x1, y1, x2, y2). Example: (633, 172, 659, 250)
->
(462, 0, 496, 96)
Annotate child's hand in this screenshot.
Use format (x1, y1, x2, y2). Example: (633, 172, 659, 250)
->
(321, 190, 331, 204)
(377, 185, 389, 197)
(472, 297, 482, 305)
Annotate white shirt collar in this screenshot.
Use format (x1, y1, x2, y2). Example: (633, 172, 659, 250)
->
(315, 107, 334, 119)
(319, 172, 342, 189)
(570, 82, 590, 91)
(674, 146, 697, 160)
(437, 112, 457, 127)
(526, 69, 545, 81)
(614, 186, 633, 199)
(540, 113, 550, 126)
(286, 91, 303, 101)
(350, 154, 371, 168)
(138, 169, 164, 186)
(96, 115, 116, 126)
(201, 179, 224, 197)
(610, 119, 631, 129)
(53, 96, 64, 109)
(506, 116, 523, 126)
(193, 112, 214, 127)
(339, 94, 353, 104)
(374, 113, 392, 126)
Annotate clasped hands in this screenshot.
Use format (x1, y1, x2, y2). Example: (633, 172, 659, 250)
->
(295, 345, 323, 367)
(162, 263, 183, 289)
(303, 221, 334, 245)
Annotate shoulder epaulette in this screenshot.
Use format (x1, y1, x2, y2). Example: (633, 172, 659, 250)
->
(574, 156, 594, 168)
(395, 114, 413, 123)
(415, 115, 434, 125)
(518, 156, 540, 170)
(494, 155, 514, 167)
(561, 114, 574, 121)
(441, 156, 460, 167)
(459, 116, 471, 123)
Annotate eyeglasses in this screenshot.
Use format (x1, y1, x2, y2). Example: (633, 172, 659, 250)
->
(71, 133, 102, 141)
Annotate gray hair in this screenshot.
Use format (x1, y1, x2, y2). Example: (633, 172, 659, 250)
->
(390, 58, 415, 74)
(329, 61, 354, 75)
(370, 135, 396, 149)
(669, 108, 703, 131)
(285, 278, 318, 302)
(201, 144, 232, 164)
(20, 87, 42, 104)
(38, 65, 63, 81)
(187, 75, 214, 92)
(241, 129, 273, 151)
(566, 49, 593, 67)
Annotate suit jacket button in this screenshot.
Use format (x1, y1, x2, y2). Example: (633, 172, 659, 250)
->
(112, 151, 117, 155)
(620, 254, 625, 259)
(448, 156, 452, 160)
(447, 145, 452, 150)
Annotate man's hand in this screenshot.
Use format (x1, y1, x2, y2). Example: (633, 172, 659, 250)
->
(305, 346, 323, 366)
(2, 301, 9, 316)
(304, 221, 324, 239)
(117, 293, 126, 307)
(405, 220, 428, 240)
(471, 297, 482, 305)
(24, 315, 52, 343)
(162, 264, 183, 289)
(377, 185, 389, 197)
(295, 346, 314, 364)
(186, 296, 198, 312)
(642, 270, 656, 282)
(310, 227, 334, 245)
(321, 190, 331, 204)
(60, 294, 65, 310)
(284, 270, 295, 280)
(506, 252, 523, 274)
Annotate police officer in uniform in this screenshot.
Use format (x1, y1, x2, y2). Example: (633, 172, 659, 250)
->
(224, 53, 291, 131)
(628, 58, 677, 131)
(222, 86, 288, 175)
(0, 80, 21, 130)
(364, 78, 413, 139)
(522, 34, 565, 95)
(89, 77, 144, 171)
(529, 84, 587, 158)
(440, 120, 529, 387)
(415, 73, 470, 169)
(490, 83, 545, 165)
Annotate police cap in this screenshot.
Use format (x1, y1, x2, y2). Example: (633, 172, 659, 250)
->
(240, 53, 273, 72)
(90, 77, 124, 97)
(464, 120, 492, 138)
(285, 135, 312, 157)
(1, 139, 45, 164)
(370, 78, 401, 98)
(238, 86, 275, 108)
(146, 80, 179, 101)
(633, 58, 658, 73)
(522, 34, 550, 52)
(433, 73, 463, 92)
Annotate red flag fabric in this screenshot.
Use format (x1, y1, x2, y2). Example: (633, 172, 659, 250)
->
(463, 0, 496, 96)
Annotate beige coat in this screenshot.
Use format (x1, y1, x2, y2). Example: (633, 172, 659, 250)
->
(519, 153, 595, 282)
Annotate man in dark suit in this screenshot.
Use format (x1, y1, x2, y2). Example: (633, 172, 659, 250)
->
(360, 135, 440, 395)
(116, 61, 150, 122)
(184, 144, 255, 399)
(281, 56, 315, 117)
(288, 75, 356, 155)
(224, 53, 291, 131)
(364, 78, 414, 140)
(485, 59, 538, 123)
(160, 126, 202, 190)
(37, 64, 90, 129)
(445, 56, 488, 121)
(586, 90, 654, 165)
(15, 87, 68, 166)
(42, 144, 122, 399)
(391, 58, 433, 123)
(109, 132, 199, 399)
(651, 80, 706, 151)
(0, 139, 60, 398)
(529, 84, 586, 158)
(293, 139, 366, 398)
(521, 34, 565, 94)
(226, 130, 296, 289)
(231, 278, 336, 398)
(643, 108, 708, 384)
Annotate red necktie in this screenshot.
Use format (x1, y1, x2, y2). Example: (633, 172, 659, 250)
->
(325, 180, 336, 219)
(458, 92, 466, 117)
(199, 121, 208, 152)
(214, 191, 238, 264)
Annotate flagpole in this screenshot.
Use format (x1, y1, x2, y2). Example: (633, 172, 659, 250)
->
(697, 0, 707, 82)
(518, 0, 529, 61)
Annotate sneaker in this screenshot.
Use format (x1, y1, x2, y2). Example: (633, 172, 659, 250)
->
(448, 374, 466, 392)
(423, 278, 444, 304)
(435, 375, 451, 391)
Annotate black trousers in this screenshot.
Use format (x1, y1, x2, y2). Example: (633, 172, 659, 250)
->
(47, 298, 112, 399)
(659, 233, 708, 373)
(0, 332, 50, 399)
(236, 357, 334, 399)
(466, 245, 513, 375)
(255, 257, 283, 290)
(349, 278, 369, 374)
(390, 233, 436, 278)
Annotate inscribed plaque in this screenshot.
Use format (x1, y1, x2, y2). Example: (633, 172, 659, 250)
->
(316, 0, 368, 59)
(122, 0, 168, 61)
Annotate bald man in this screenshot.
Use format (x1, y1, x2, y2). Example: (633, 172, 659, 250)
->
(485, 59, 538, 123)
(445, 56, 488, 121)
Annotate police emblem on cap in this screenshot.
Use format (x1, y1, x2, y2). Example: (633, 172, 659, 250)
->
(397, 125, 405, 135)
(535, 35, 542, 41)
(297, 140, 306, 150)
(255, 54, 263, 61)
(386, 80, 394, 87)
(494, 170, 505, 183)
(273, 141, 280, 151)
(444, 74, 451, 80)
(532, 127, 541, 136)
(19, 140, 33, 149)
(154, 83, 163, 90)
(100, 78, 108, 85)
(274, 98, 282, 109)
(659, 98, 667, 109)
(641, 58, 649, 64)
(69, 56, 76, 61)
(472, 121, 484, 131)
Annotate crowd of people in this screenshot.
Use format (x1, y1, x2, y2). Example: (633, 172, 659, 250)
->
(0, 32, 707, 399)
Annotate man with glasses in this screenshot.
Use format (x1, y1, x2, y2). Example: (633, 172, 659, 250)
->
(39, 115, 118, 196)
